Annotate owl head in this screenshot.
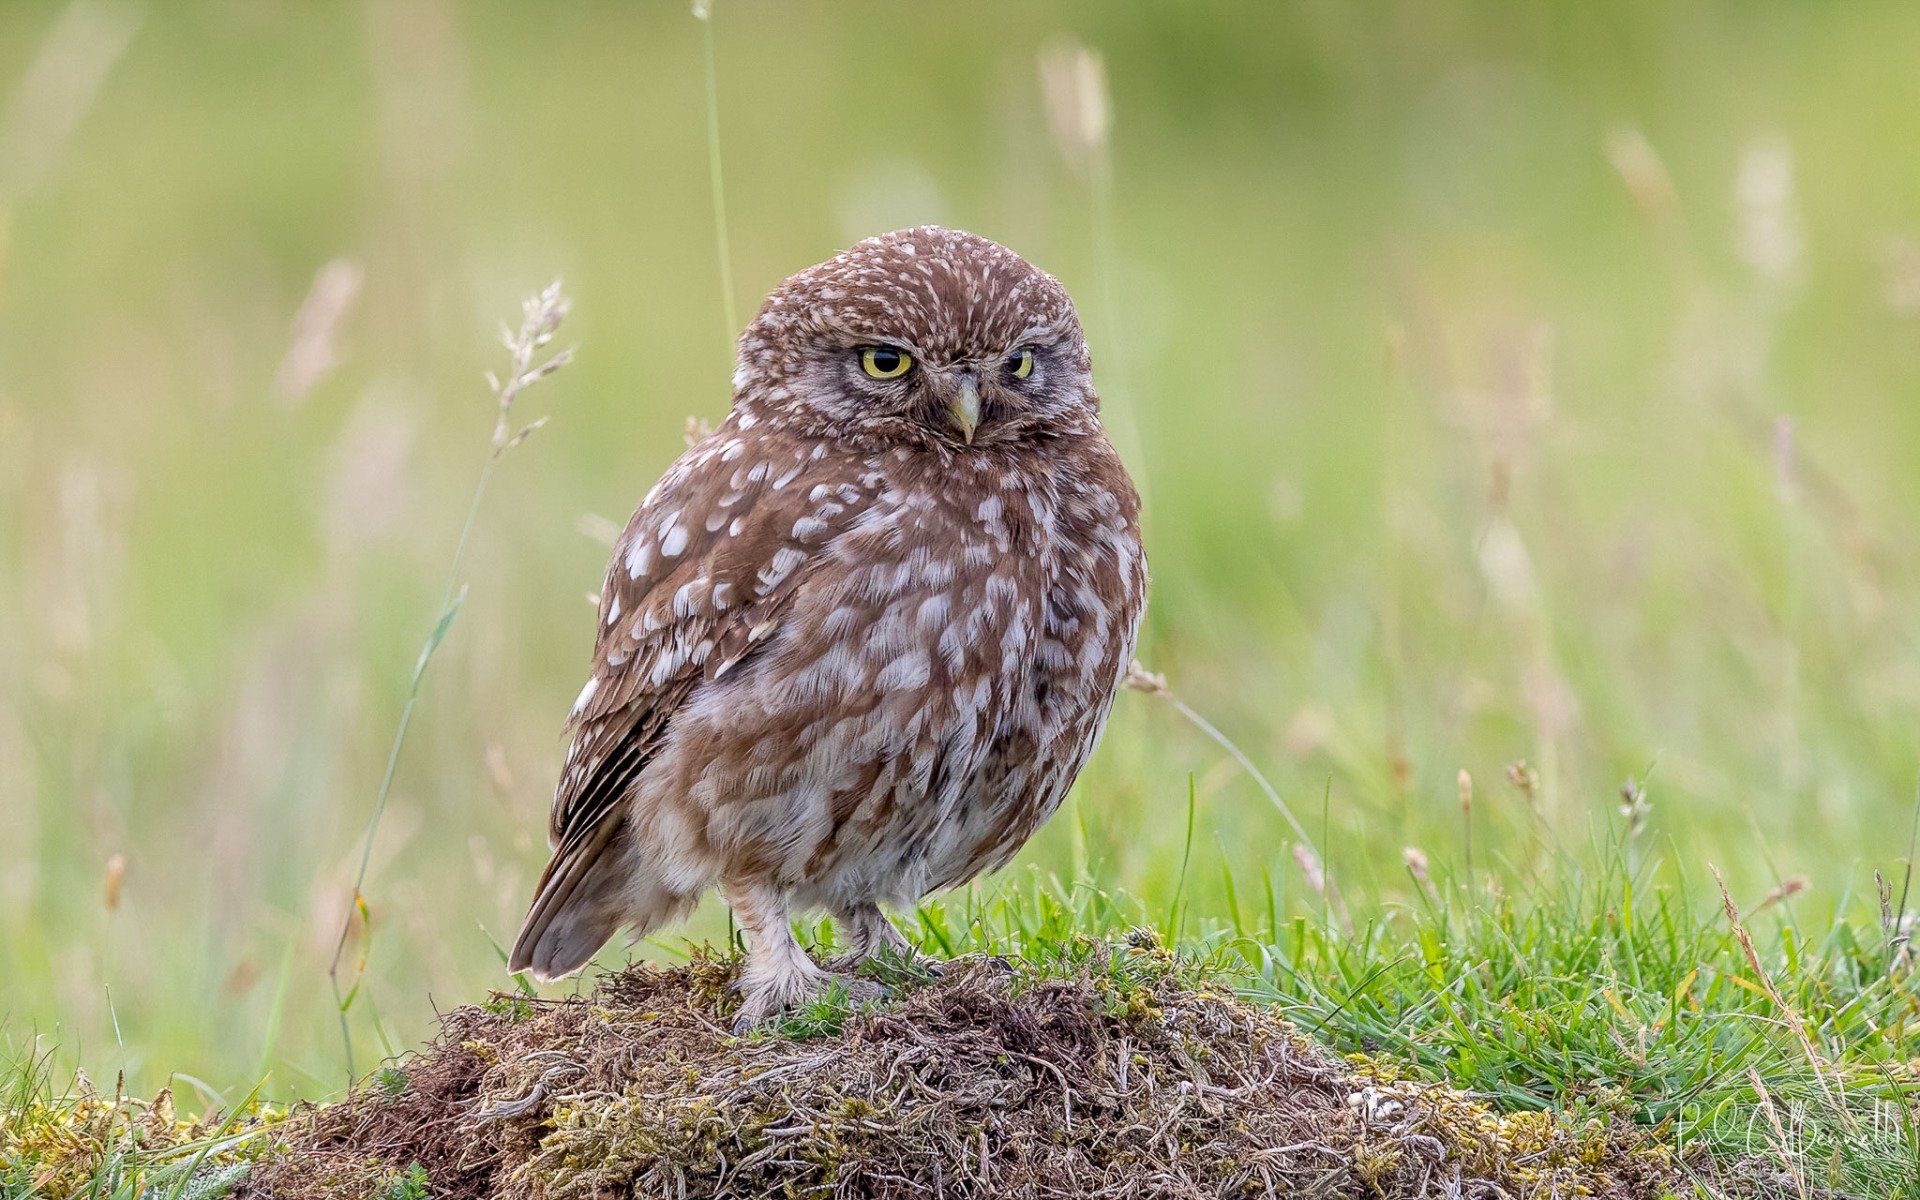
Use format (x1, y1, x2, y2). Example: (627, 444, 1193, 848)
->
(733, 227, 1096, 448)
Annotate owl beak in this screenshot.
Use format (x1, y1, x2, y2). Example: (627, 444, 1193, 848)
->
(949, 375, 981, 444)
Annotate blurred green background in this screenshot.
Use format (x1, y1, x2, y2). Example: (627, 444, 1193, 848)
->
(6, 0, 1920, 1098)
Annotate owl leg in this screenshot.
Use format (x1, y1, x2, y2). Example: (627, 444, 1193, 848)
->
(824, 902, 928, 973)
(724, 880, 881, 1029)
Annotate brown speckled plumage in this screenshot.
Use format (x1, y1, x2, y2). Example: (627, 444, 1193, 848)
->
(510, 227, 1146, 1024)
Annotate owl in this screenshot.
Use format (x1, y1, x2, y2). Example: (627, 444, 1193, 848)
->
(509, 227, 1146, 1026)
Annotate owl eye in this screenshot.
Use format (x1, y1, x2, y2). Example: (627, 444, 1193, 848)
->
(859, 346, 912, 379)
(1007, 349, 1036, 380)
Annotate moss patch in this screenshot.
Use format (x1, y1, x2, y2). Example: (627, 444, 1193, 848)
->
(238, 938, 1785, 1199)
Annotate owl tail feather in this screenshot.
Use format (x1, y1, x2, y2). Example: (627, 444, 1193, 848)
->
(509, 818, 633, 982)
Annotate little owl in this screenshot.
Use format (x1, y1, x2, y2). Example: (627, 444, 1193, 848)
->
(509, 227, 1146, 1025)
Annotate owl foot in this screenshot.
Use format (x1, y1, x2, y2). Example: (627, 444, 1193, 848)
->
(825, 902, 932, 978)
(729, 964, 819, 1032)
(725, 883, 896, 1031)
(730, 969, 883, 1033)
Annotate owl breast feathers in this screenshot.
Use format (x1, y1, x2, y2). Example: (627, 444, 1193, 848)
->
(511, 227, 1145, 1022)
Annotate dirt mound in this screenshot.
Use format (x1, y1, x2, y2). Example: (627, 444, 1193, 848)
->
(239, 938, 1735, 1199)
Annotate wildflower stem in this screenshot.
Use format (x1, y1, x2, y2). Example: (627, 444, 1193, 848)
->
(324, 283, 571, 1082)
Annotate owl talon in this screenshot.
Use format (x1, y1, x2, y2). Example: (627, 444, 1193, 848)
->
(729, 975, 816, 1030)
(730, 971, 883, 1032)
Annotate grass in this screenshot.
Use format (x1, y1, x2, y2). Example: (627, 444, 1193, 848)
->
(0, 1049, 279, 1200)
(1247, 858, 1920, 1196)
(10, 845, 1915, 1194)
(907, 855, 1920, 1195)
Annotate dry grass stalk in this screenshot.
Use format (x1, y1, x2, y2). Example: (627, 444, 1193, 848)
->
(1505, 758, 1541, 803)
(1401, 847, 1437, 906)
(324, 281, 574, 1078)
(273, 259, 364, 404)
(1736, 135, 1801, 286)
(101, 852, 125, 911)
(1123, 659, 1318, 857)
(0, 0, 140, 204)
(1711, 866, 1840, 1110)
(573, 512, 621, 548)
(1747, 1067, 1809, 1200)
(1604, 127, 1677, 227)
(1748, 876, 1808, 918)
(487, 281, 572, 456)
(1617, 775, 1652, 840)
(1037, 40, 1111, 182)
(1291, 843, 1353, 934)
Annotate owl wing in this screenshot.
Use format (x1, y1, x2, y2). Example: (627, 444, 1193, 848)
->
(510, 427, 878, 976)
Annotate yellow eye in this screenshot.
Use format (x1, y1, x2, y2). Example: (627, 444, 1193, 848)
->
(1009, 349, 1035, 380)
(860, 346, 912, 379)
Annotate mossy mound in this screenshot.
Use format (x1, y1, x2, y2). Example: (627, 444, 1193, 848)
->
(238, 938, 1767, 1199)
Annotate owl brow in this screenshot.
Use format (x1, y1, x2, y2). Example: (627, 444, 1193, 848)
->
(824, 325, 926, 356)
(1011, 321, 1066, 348)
